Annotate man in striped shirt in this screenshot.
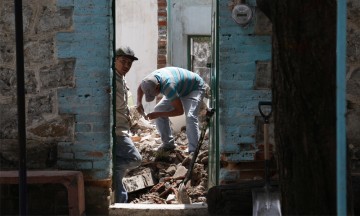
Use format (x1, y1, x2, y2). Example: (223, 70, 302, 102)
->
(136, 67, 206, 153)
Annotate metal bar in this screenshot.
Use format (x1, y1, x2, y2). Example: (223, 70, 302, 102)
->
(14, 0, 27, 215)
(214, 0, 220, 185)
(111, 0, 117, 201)
(336, 0, 347, 215)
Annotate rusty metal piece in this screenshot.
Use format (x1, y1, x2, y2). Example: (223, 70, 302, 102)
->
(150, 182, 165, 192)
(162, 175, 185, 183)
(173, 175, 185, 181)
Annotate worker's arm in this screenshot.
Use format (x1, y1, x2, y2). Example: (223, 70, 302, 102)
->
(136, 85, 145, 115)
(147, 98, 184, 120)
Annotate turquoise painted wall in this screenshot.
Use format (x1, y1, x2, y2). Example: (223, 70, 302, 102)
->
(56, 0, 113, 180)
(217, 0, 272, 168)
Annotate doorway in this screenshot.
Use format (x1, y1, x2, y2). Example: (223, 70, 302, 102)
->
(113, 0, 213, 206)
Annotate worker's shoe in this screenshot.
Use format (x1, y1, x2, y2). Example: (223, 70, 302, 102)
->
(158, 143, 176, 152)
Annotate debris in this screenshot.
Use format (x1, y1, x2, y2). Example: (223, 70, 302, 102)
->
(125, 105, 210, 204)
(123, 168, 156, 193)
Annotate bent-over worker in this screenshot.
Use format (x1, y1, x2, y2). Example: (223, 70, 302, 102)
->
(136, 67, 206, 153)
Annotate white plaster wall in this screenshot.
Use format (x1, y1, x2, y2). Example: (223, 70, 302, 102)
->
(116, 0, 158, 111)
(168, 0, 212, 68)
(167, 0, 212, 132)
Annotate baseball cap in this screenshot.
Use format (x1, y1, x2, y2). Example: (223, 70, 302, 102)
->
(141, 75, 159, 102)
(116, 46, 138, 61)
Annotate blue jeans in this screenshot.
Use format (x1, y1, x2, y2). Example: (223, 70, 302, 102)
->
(114, 136, 142, 203)
(154, 89, 205, 152)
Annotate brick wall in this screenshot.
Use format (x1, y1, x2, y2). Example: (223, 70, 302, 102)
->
(217, 0, 272, 184)
(217, 0, 360, 186)
(56, 1, 113, 214)
(157, 0, 167, 68)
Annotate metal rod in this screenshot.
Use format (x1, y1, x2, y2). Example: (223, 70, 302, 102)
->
(14, 0, 27, 215)
(336, 0, 347, 215)
(214, 0, 220, 185)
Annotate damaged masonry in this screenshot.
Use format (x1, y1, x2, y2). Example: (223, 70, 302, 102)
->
(120, 104, 211, 204)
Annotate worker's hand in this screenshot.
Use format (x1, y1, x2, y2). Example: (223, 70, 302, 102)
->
(146, 112, 160, 120)
(136, 104, 144, 115)
(136, 104, 149, 120)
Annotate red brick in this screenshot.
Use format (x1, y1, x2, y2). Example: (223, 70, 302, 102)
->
(158, 40, 167, 46)
(158, 20, 167, 27)
(158, 11, 167, 17)
(86, 151, 104, 157)
(158, 59, 167, 65)
(158, 0, 167, 8)
(157, 55, 166, 61)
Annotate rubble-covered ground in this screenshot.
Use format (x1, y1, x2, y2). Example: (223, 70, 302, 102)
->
(123, 105, 210, 204)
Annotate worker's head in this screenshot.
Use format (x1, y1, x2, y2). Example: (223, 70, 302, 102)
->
(115, 47, 138, 76)
(140, 75, 160, 102)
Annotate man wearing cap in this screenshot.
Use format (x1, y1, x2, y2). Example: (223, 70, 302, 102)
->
(136, 67, 206, 153)
(113, 47, 142, 203)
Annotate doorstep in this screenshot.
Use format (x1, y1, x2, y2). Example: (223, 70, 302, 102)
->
(109, 203, 208, 216)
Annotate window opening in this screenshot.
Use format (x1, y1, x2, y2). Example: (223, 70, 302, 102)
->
(188, 36, 212, 86)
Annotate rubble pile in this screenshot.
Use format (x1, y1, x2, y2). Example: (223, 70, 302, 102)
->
(124, 106, 210, 204)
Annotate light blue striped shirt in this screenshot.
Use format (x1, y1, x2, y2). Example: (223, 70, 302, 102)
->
(151, 67, 204, 101)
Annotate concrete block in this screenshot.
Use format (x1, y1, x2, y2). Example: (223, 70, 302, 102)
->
(226, 150, 257, 162)
(61, 143, 109, 152)
(75, 114, 109, 123)
(255, 61, 271, 89)
(93, 160, 110, 169)
(75, 161, 93, 170)
(58, 152, 74, 160)
(172, 166, 187, 179)
(123, 168, 156, 192)
(74, 151, 109, 161)
(75, 123, 92, 132)
(76, 132, 110, 143)
(219, 168, 240, 183)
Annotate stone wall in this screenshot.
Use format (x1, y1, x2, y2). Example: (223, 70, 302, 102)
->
(0, 0, 73, 170)
(0, 0, 113, 215)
